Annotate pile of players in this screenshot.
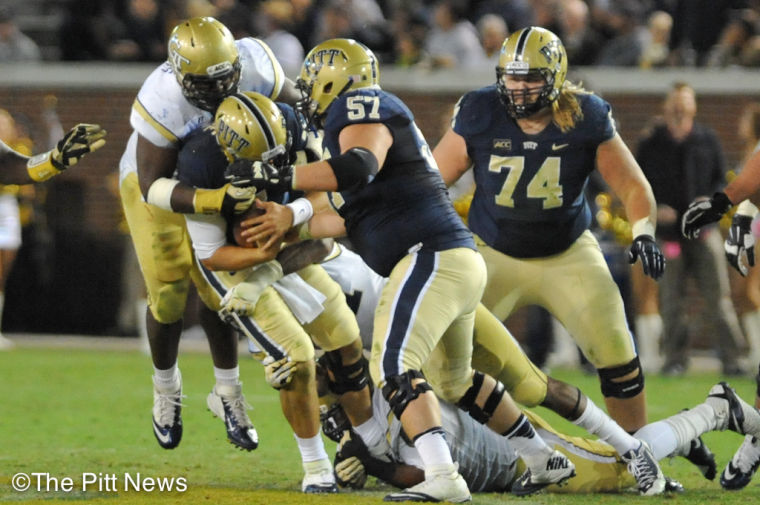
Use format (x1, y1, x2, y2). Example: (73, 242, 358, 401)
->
(8, 15, 759, 502)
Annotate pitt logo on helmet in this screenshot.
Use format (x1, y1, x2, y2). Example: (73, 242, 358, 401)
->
(309, 48, 348, 66)
(216, 118, 251, 154)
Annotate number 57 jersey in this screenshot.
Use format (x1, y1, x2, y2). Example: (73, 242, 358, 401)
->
(453, 84, 616, 258)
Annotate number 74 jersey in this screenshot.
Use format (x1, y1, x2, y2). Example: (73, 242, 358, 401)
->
(453, 84, 616, 258)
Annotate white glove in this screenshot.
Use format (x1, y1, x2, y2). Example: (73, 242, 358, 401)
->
(262, 355, 298, 389)
(335, 456, 367, 489)
(218, 260, 284, 320)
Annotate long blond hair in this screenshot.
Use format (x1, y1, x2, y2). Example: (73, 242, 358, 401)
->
(551, 80, 591, 133)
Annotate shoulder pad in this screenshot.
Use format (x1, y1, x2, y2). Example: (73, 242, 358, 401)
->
(452, 85, 500, 137)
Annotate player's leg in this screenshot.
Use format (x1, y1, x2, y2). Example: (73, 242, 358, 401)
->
(0, 191, 20, 350)
(469, 303, 664, 494)
(191, 262, 258, 450)
(121, 172, 191, 449)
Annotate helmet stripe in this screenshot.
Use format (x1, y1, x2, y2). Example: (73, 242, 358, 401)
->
(514, 27, 532, 61)
(234, 93, 276, 150)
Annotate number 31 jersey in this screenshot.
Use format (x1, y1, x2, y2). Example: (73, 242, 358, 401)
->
(453, 85, 615, 258)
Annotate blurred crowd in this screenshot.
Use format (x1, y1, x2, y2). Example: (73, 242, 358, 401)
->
(4, 0, 760, 74)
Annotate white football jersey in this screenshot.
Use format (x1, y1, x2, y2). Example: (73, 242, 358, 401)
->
(371, 388, 518, 492)
(119, 38, 285, 183)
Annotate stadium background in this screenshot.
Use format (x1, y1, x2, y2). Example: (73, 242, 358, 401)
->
(0, 65, 758, 334)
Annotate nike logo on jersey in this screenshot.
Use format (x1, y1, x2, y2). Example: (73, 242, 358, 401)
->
(552, 143, 569, 151)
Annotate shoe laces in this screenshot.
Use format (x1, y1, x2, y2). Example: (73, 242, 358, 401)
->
(154, 391, 185, 426)
(222, 394, 254, 428)
(733, 436, 760, 473)
(627, 445, 659, 490)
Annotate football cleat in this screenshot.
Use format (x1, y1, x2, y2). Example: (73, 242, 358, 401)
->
(511, 450, 576, 497)
(301, 458, 338, 493)
(684, 436, 716, 480)
(622, 441, 666, 495)
(152, 372, 184, 449)
(721, 435, 760, 490)
(207, 383, 259, 451)
(384, 463, 471, 502)
(664, 477, 684, 493)
(705, 382, 760, 437)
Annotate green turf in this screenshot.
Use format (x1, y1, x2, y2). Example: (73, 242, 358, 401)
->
(1, 345, 759, 504)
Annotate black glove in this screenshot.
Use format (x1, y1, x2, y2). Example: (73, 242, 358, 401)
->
(681, 192, 733, 239)
(628, 235, 665, 280)
(725, 214, 755, 276)
(224, 159, 292, 192)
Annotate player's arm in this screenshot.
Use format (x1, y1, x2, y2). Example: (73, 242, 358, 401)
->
(201, 243, 280, 271)
(139, 134, 255, 215)
(276, 77, 301, 106)
(725, 149, 760, 206)
(597, 133, 665, 279)
(335, 430, 424, 489)
(432, 127, 472, 186)
(2, 124, 106, 185)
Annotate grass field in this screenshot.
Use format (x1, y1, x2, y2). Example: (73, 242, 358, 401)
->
(1, 341, 760, 504)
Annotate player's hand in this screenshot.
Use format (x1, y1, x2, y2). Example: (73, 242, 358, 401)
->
(53, 123, 107, 169)
(218, 262, 283, 320)
(262, 355, 297, 389)
(681, 192, 733, 239)
(26, 123, 107, 181)
(628, 235, 665, 280)
(725, 214, 755, 276)
(224, 159, 292, 192)
(334, 456, 367, 489)
(241, 200, 294, 245)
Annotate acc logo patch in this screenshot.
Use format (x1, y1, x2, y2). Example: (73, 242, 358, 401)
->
(493, 139, 512, 150)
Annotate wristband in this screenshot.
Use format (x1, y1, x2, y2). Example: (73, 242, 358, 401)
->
(736, 200, 759, 217)
(26, 151, 61, 182)
(146, 177, 180, 211)
(286, 197, 314, 227)
(631, 217, 655, 239)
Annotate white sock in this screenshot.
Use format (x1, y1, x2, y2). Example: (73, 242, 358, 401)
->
(153, 364, 179, 390)
(413, 428, 454, 468)
(742, 310, 760, 363)
(294, 433, 328, 463)
(573, 398, 638, 455)
(503, 414, 553, 468)
(633, 421, 679, 460)
(635, 314, 663, 372)
(353, 416, 386, 448)
(649, 405, 717, 458)
(214, 365, 240, 387)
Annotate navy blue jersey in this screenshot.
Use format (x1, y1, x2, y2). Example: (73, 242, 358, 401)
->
(453, 85, 615, 258)
(176, 102, 304, 204)
(322, 88, 474, 277)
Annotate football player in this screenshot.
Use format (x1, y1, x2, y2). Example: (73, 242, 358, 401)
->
(176, 92, 374, 493)
(322, 374, 760, 496)
(432, 27, 663, 443)
(116, 16, 300, 452)
(0, 123, 105, 185)
(681, 109, 760, 491)
(238, 38, 579, 501)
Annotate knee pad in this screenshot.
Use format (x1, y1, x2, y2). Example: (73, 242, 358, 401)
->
(381, 370, 433, 420)
(598, 357, 645, 399)
(456, 371, 506, 424)
(148, 279, 190, 323)
(322, 350, 369, 395)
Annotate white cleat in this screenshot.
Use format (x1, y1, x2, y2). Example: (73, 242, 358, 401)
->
(622, 441, 666, 495)
(721, 435, 760, 490)
(511, 450, 576, 496)
(152, 371, 184, 449)
(302, 458, 338, 493)
(207, 383, 259, 451)
(384, 463, 471, 502)
(705, 382, 760, 437)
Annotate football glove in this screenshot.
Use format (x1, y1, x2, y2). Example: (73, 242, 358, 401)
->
(193, 183, 256, 215)
(334, 456, 367, 489)
(681, 192, 733, 239)
(224, 159, 293, 193)
(27, 123, 107, 181)
(262, 355, 297, 389)
(725, 214, 755, 276)
(218, 261, 284, 321)
(628, 235, 665, 280)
